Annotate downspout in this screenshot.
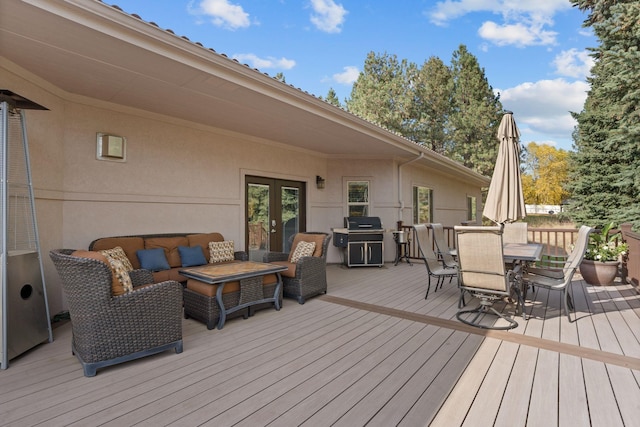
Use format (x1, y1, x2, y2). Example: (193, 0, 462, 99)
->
(398, 152, 425, 222)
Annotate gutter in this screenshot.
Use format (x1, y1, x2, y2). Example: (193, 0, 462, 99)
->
(397, 152, 425, 222)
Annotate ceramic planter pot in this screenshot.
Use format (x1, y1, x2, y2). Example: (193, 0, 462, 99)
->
(579, 259, 619, 285)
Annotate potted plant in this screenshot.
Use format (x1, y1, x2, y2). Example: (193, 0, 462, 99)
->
(579, 222, 629, 285)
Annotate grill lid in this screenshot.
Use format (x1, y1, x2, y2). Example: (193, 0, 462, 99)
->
(344, 216, 383, 230)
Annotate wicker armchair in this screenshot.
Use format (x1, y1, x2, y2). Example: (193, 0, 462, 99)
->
(49, 249, 183, 377)
(263, 232, 331, 304)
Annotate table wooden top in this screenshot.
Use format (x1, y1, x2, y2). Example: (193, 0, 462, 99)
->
(503, 242, 544, 262)
(180, 261, 287, 284)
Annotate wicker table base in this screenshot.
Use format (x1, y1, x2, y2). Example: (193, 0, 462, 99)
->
(180, 261, 286, 330)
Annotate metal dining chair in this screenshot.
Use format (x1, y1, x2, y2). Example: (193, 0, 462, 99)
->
(413, 224, 458, 300)
(454, 225, 522, 330)
(430, 223, 458, 269)
(522, 225, 593, 322)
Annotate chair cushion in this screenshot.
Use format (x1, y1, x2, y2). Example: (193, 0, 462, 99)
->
(209, 241, 235, 263)
(98, 246, 134, 272)
(187, 233, 224, 258)
(290, 241, 316, 263)
(90, 237, 144, 269)
(136, 248, 171, 272)
(289, 234, 324, 261)
(145, 237, 189, 268)
(271, 261, 296, 278)
(72, 250, 133, 296)
(178, 245, 207, 267)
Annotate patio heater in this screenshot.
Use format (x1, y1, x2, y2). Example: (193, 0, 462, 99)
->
(0, 90, 52, 370)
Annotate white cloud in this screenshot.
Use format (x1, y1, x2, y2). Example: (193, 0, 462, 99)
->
(428, 0, 571, 46)
(309, 0, 348, 33)
(232, 53, 296, 70)
(478, 20, 557, 47)
(497, 79, 589, 144)
(429, 0, 571, 25)
(553, 49, 594, 79)
(192, 0, 250, 30)
(332, 66, 359, 84)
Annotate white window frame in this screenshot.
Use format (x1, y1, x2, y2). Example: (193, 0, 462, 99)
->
(413, 185, 433, 224)
(345, 179, 371, 217)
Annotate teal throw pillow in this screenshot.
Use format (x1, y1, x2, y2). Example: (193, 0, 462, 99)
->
(178, 245, 207, 267)
(136, 248, 171, 271)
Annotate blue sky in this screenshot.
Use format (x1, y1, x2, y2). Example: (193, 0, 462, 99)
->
(112, 0, 595, 151)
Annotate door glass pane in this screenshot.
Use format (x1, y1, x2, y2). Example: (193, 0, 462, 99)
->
(248, 183, 269, 261)
(281, 186, 300, 252)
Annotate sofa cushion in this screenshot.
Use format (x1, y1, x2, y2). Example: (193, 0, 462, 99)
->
(187, 233, 224, 258)
(136, 248, 171, 272)
(71, 250, 133, 295)
(289, 234, 324, 260)
(90, 237, 144, 269)
(99, 246, 134, 272)
(145, 236, 189, 268)
(209, 240, 235, 263)
(290, 241, 316, 263)
(178, 245, 207, 267)
(152, 269, 187, 284)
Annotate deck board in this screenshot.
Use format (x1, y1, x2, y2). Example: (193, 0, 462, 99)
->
(1, 262, 639, 426)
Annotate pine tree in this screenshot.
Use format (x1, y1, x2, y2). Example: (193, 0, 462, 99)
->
(346, 51, 413, 135)
(448, 45, 504, 177)
(324, 88, 342, 107)
(567, 1, 640, 226)
(411, 57, 453, 154)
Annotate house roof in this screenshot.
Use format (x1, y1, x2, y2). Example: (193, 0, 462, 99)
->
(0, 0, 489, 186)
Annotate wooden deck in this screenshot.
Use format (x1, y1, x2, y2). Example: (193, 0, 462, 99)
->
(2, 262, 640, 426)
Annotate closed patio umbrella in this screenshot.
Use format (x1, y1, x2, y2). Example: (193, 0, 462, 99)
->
(483, 111, 526, 224)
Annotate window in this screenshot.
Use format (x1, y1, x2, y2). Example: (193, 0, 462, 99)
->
(413, 186, 433, 223)
(347, 181, 369, 217)
(467, 195, 477, 221)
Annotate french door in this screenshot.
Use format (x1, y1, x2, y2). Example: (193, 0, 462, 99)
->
(245, 176, 306, 261)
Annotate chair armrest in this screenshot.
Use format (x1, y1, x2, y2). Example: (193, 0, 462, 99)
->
(129, 269, 154, 287)
(112, 280, 183, 317)
(263, 252, 289, 263)
(234, 251, 248, 261)
(294, 256, 326, 279)
(527, 267, 565, 279)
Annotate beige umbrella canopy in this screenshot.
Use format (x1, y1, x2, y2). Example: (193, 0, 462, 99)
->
(483, 111, 526, 224)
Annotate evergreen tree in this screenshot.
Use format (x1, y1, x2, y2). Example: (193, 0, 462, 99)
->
(346, 51, 413, 135)
(567, 0, 640, 226)
(411, 57, 453, 154)
(324, 88, 341, 107)
(448, 45, 504, 176)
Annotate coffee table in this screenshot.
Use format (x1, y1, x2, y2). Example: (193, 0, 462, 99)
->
(180, 261, 287, 329)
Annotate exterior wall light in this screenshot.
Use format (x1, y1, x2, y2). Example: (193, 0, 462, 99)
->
(316, 175, 326, 189)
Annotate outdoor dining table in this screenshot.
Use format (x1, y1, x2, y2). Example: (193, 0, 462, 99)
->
(502, 242, 544, 318)
(503, 242, 544, 264)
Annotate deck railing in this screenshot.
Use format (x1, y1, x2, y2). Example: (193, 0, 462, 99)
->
(398, 223, 639, 288)
(398, 223, 580, 269)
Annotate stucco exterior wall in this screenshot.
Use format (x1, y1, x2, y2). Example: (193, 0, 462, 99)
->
(2, 62, 485, 316)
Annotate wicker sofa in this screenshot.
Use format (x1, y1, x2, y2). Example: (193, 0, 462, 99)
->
(89, 232, 247, 284)
(49, 249, 183, 376)
(89, 232, 279, 329)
